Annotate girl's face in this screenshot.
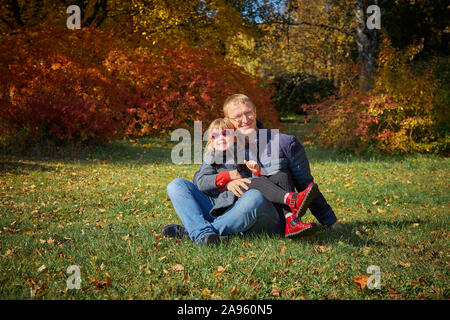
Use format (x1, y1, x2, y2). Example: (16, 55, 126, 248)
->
(210, 128, 235, 152)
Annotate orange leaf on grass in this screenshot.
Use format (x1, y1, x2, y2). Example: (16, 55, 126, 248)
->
(353, 275, 369, 290)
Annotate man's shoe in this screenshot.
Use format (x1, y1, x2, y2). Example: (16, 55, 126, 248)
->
(199, 233, 222, 246)
(161, 224, 190, 239)
(328, 221, 344, 231)
(285, 215, 317, 238)
(285, 182, 319, 218)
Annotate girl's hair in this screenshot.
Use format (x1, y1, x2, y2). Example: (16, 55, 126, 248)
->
(204, 118, 236, 154)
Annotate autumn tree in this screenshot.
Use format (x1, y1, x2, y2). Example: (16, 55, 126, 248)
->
(257, 0, 355, 83)
(255, 0, 380, 90)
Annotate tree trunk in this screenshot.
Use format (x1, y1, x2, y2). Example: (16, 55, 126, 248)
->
(355, 0, 378, 91)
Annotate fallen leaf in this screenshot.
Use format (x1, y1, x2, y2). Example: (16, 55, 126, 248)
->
(411, 279, 425, 286)
(280, 246, 287, 254)
(171, 264, 185, 273)
(387, 286, 405, 299)
(314, 245, 329, 253)
(231, 285, 238, 295)
(37, 265, 46, 273)
(271, 287, 280, 297)
(353, 275, 368, 290)
(90, 278, 108, 289)
(399, 261, 411, 268)
(202, 289, 211, 296)
(105, 272, 111, 285)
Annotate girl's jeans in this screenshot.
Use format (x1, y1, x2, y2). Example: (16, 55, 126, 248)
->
(167, 178, 284, 243)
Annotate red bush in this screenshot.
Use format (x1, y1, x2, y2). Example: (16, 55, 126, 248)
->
(0, 26, 278, 148)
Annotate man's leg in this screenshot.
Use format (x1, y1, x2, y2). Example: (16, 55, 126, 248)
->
(212, 189, 284, 237)
(244, 198, 285, 236)
(166, 178, 218, 243)
(288, 143, 338, 226)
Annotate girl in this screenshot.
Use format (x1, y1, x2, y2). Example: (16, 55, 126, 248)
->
(196, 118, 319, 238)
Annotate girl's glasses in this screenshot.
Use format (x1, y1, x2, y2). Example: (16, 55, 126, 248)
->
(211, 129, 233, 140)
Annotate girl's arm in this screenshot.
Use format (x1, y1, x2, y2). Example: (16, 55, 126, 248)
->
(195, 162, 241, 195)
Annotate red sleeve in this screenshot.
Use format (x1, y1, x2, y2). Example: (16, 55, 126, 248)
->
(253, 169, 262, 177)
(216, 171, 231, 189)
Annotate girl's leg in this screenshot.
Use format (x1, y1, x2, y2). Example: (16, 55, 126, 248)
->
(246, 173, 290, 204)
(246, 171, 318, 238)
(267, 170, 295, 193)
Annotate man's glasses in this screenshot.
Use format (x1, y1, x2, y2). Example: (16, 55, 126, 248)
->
(211, 129, 234, 140)
(229, 110, 255, 122)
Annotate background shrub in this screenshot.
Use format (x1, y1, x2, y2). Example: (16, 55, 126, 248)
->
(0, 27, 279, 151)
(304, 35, 449, 155)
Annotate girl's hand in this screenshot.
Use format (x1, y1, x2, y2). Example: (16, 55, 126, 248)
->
(244, 160, 260, 174)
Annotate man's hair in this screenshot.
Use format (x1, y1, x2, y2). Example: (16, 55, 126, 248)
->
(223, 94, 255, 117)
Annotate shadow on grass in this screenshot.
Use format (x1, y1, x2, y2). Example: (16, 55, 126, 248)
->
(296, 219, 428, 248)
(0, 137, 176, 166)
(0, 160, 55, 176)
(241, 219, 430, 249)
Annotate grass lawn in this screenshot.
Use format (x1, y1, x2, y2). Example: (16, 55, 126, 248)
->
(0, 119, 449, 300)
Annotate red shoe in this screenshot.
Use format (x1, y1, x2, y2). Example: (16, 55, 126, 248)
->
(285, 182, 319, 218)
(285, 215, 317, 238)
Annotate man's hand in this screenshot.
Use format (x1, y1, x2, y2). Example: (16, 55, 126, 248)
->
(225, 178, 251, 197)
(228, 170, 242, 180)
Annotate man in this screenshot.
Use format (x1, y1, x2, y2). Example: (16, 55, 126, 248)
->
(163, 94, 342, 246)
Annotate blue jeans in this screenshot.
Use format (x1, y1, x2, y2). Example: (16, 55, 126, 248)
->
(166, 178, 284, 243)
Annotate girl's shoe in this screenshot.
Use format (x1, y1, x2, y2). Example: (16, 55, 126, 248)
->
(285, 215, 317, 238)
(285, 182, 319, 218)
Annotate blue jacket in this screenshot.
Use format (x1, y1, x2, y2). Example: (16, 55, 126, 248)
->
(193, 120, 337, 226)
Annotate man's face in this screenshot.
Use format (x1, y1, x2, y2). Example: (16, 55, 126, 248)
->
(226, 102, 257, 135)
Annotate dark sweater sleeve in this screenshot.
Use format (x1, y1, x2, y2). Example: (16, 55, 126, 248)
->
(194, 161, 220, 196)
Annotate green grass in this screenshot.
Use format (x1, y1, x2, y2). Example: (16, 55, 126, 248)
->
(0, 121, 449, 300)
